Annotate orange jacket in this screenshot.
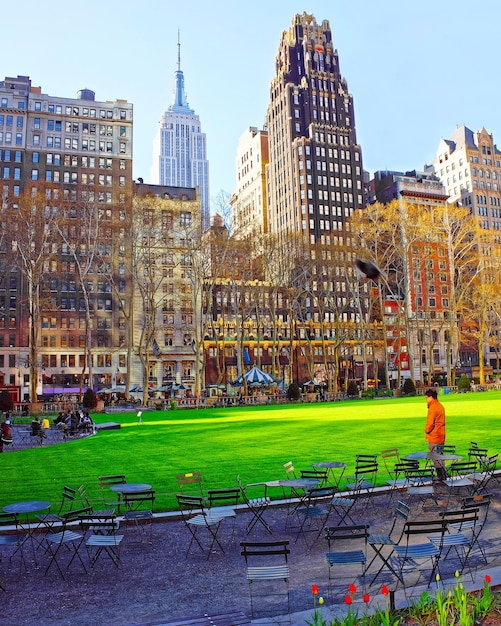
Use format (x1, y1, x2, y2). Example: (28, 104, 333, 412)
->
(424, 398, 446, 444)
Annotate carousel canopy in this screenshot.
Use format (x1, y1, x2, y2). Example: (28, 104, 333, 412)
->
(233, 366, 276, 386)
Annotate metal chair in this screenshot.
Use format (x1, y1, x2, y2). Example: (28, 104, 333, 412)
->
(79, 513, 124, 569)
(206, 488, 239, 540)
(300, 468, 329, 485)
(345, 456, 379, 509)
(237, 476, 272, 536)
(469, 454, 499, 493)
(404, 467, 438, 510)
(294, 485, 337, 547)
(98, 474, 126, 512)
(176, 494, 226, 558)
(460, 493, 491, 563)
(36, 485, 77, 532)
(367, 500, 410, 585)
(240, 540, 290, 620)
(0, 512, 27, 577)
(122, 490, 155, 543)
(43, 506, 92, 579)
(324, 524, 369, 599)
(432, 508, 480, 582)
(391, 518, 448, 594)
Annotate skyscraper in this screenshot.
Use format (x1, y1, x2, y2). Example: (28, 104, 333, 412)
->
(266, 13, 365, 249)
(151, 38, 210, 230)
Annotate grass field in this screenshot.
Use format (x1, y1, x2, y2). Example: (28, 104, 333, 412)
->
(2, 391, 499, 513)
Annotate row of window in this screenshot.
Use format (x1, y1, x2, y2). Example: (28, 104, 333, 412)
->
(41, 352, 124, 368)
(0, 97, 128, 121)
(31, 120, 127, 137)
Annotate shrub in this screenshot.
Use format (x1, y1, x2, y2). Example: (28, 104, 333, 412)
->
(82, 388, 98, 410)
(346, 380, 359, 398)
(0, 389, 14, 413)
(286, 382, 301, 401)
(458, 374, 471, 392)
(402, 378, 416, 396)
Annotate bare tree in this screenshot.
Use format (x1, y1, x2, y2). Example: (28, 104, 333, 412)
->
(7, 184, 62, 402)
(57, 189, 102, 399)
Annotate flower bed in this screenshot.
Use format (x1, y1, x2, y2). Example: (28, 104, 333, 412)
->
(306, 576, 501, 625)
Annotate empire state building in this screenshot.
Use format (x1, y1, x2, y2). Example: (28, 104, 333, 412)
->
(151, 39, 210, 229)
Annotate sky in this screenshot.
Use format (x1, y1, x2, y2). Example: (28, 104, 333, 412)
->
(5, 0, 501, 208)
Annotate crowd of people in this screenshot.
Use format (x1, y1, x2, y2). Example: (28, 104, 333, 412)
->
(53, 410, 96, 438)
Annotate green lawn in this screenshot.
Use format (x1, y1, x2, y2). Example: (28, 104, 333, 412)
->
(2, 392, 499, 514)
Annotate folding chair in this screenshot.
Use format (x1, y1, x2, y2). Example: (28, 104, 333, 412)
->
(240, 540, 290, 620)
(176, 471, 204, 494)
(330, 493, 357, 525)
(294, 485, 336, 547)
(324, 524, 369, 599)
(345, 457, 379, 509)
(435, 444, 456, 455)
(36, 486, 77, 532)
(43, 507, 92, 579)
(433, 508, 480, 582)
(468, 443, 489, 467)
(391, 518, 448, 594)
(176, 494, 226, 558)
(404, 467, 439, 510)
(283, 461, 296, 479)
(460, 493, 491, 563)
(381, 448, 418, 500)
(300, 468, 329, 485)
(469, 454, 499, 493)
(98, 474, 126, 513)
(0, 512, 27, 576)
(441, 461, 477, 505)
(79, 514, 124, 569)
(122, 490, 155, 543)
(206, 488, 239, 540)
(367, 500, 410, 585)
(77, 484, 114, 516)
(237, 476, 272, 535)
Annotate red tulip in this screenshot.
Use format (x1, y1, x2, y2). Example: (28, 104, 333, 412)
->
(312, 584, 319, 595)
(381, 584, 389, 595)
(363, 593, 370, 603)
(345, 595, 353, 605)
(485, 575, 491, 584)
(349, 583, 357, 594)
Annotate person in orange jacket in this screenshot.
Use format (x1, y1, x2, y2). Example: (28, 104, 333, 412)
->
(424, 388, 447, 479)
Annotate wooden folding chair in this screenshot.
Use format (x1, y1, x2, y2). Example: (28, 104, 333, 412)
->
(176, 471, 204, 494)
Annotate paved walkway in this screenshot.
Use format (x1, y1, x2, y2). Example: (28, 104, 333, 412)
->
(1, 473, 500, 625)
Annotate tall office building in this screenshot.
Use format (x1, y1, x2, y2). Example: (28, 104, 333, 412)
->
(230, 126, 269, 237)
(0, 75, 133, 399)
(266, 13, 365, 251)
(151, 40, 210, 230)
(429, 125, 501, 231)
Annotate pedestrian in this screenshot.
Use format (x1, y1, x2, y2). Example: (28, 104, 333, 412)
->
(0, 416, 13, 452)
(424, 388, 447, 479)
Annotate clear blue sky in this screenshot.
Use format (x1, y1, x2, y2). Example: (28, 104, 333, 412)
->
(5, 0, 501, 208)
